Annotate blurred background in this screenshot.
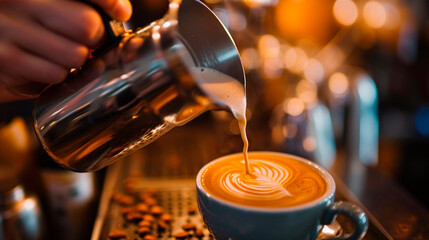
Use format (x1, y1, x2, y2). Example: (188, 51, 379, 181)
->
(127, 0, 429, 210)
(0, 0, 428, 239)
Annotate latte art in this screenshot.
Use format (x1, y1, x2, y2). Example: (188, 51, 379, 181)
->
(200, 152, 327, 208)
(220, 159, 292, 202)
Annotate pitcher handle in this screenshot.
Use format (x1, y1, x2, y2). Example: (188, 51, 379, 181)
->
(320, 201, 369, 240)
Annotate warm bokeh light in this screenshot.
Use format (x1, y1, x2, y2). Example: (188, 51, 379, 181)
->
(168, 1, 180, 21)
(333, 0, 358, 26)
(258, 35, 281, 59)
(258, 35, 283, 78)
(275, 0, 337, 44)
(284, 47, 297, 69)
(241, 48, 260, 71)
(317, 45, 346, 74)
(228, 120, 240, 135)
(0, 117, 32, 152)
(243, 0, 279, 8)
(363, 1, 387, 29)
(271, 125, 285, 144)
(0, 117, 34, 190)
(383, 3, 401, 30)
(329, 72, 349, 96)
(303, 136, 317, 152)
(284, 47, 308, 73)
(152, 26, 161, 41)
(23, 198, 37, 210)
(296, 79, 318, 105)
(229, 11, 247, 31)
(283, 98, 305, 116)
(304, 59, 325, 84)
(263, 58, 284, 79)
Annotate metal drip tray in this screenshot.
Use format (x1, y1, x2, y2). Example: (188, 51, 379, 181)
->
(93, 177, 211, 239)
(92, 175, 342, 240)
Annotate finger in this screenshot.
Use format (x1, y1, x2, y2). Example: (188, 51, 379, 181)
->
(0, 41, 68, 85)
(1, 76, 49, 98)
(26, 0, 105, 48)
(0, 80, 33, 102)
(0, 12, 89, 68)
(87, 0, 132, 22)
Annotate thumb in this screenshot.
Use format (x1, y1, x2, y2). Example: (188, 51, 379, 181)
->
(87, 0, 132, 22)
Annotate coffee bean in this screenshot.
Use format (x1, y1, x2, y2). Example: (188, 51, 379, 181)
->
(138, 221, 152, 228)
(182, 223, 196, 232)
(108, 229, 127, 239)
(123, 181, 137, 193)
(111, 192, 122, 202)
(143, 214, 155, 223)
(112, 192, 133, 205)
(195, 228, 204, 239)
(142, 234, 158, 240)
(157, 219, 168, 232)
(150, 205, 163, 216)
(120, 206, 134, 216)
(112, 192, 135, 205)
(138, 192, 152, 201)
(187, 206, 196, 215)
(137, 227, 151, 237)
(126, 212, 143, 222)
(145, 197, 157, 206)
(136, 203, 149, 214)
(173, 231, 189, 239)
(118, 195, 135, 206)
(160, 213, 173, 224)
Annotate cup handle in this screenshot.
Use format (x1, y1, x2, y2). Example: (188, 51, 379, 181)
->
(320, 201, 369, 240)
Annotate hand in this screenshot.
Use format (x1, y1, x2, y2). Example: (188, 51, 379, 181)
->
(0, 0, 132, 102)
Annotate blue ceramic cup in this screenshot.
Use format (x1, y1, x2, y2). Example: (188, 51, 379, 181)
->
(196, 152, 368, 240)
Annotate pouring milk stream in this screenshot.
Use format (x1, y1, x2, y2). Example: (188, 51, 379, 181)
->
(191, 67, 251, 174)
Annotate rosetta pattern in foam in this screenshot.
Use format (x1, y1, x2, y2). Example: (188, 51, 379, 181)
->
(220, 159, 293, 201)
(202, 154, 327, 208)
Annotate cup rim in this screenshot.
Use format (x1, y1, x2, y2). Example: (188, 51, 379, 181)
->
(196, 151, 336, 212)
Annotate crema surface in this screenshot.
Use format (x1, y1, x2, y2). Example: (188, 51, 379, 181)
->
(200, 153, 327, 208)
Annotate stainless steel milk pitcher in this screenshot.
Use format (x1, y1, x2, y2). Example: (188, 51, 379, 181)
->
(33, 0, 245, 172)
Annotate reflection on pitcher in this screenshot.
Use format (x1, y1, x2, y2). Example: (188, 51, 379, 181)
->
(33, 0, 245, 172)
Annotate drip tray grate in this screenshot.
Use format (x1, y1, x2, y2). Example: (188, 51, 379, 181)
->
(93, 174, 341, 240)
(105, 179, 212, 239)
